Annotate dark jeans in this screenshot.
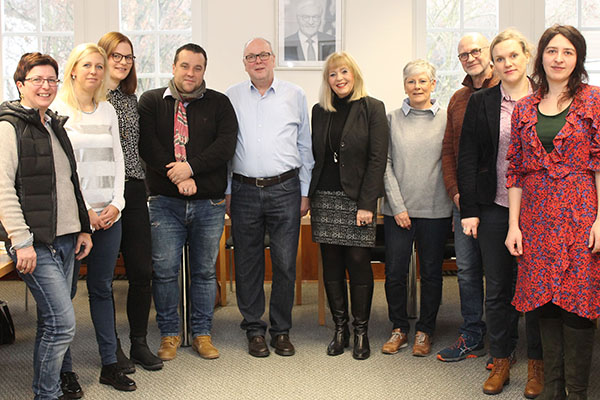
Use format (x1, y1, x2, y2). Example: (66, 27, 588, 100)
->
(478, 204, 542, 359)
(9, 234, 77, 399)
(384, 216, 451, 335)
(120, 179, 153, 338)
(85, 220, 122, 366)
(230, 175, 301, 338)
(453, 205, 486, 342)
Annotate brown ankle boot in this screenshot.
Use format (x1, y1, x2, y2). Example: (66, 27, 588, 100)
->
(524, 359, 544, 399)
(483, 357, 510, 395)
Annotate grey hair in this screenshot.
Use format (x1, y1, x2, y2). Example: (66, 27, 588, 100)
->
(242, 37, 274, 55)
(403, 59, 437, 82)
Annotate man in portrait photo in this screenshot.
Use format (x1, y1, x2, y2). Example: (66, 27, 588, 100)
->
(284, 0, 335, 62)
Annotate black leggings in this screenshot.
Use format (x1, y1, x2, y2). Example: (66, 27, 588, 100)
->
(320, 243, 373, 285)
(538, 302, 594, 329)
(119, 179, 153, 338)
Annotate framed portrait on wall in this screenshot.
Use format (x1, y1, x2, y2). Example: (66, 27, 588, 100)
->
(276, 0, 343, 69)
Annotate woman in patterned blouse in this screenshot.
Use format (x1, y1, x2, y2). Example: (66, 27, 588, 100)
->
(505, 25, 600, 399)
(98, 32, 163, 372)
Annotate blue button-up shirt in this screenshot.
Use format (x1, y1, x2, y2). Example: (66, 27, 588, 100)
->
(225, 78, 314, 195)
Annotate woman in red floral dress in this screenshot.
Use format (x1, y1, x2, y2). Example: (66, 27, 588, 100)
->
(506, 25, 600, 399)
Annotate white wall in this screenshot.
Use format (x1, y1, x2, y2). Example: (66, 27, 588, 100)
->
(199, 0, 413, 112)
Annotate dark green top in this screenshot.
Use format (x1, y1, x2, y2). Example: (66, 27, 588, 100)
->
(536, 105, 570, 153)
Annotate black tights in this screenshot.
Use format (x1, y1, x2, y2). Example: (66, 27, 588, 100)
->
(539, 302, 594, 329)
(320, 243, 373, 285)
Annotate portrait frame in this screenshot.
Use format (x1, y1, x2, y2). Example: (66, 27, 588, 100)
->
(276, 0, 343, 70)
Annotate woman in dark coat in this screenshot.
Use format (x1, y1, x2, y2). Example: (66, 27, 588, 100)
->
(309, 51, 388, 360)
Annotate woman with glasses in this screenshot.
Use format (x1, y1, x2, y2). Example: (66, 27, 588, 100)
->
(382, 59, 452, 358)
(309, 51, 388, 360)
(98, 31, 163, 373)
(506, 25, 600, 399)
(0, 52, 92, 400)
(52, 43, 136, 393)
(458, 29, 542, 397)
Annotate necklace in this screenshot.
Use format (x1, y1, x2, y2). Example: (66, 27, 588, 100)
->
(326, 116, 338, 163)
(80, 99, 97, 114)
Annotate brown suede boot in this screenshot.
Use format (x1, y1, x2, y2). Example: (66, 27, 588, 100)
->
(483, 357, 510, 395)
(524, 359, 544, 399)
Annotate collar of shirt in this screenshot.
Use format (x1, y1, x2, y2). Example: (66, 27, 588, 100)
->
(163, 87, 190, 107)
(500, 79, 534, 102)
(248, 77, 280, 95)
(298, 30, 316, 45)
(401, 97, 440, 116)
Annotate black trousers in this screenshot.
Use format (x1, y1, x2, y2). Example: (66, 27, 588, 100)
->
(478, 204, 542, 359)
(120, 179, 153, 338)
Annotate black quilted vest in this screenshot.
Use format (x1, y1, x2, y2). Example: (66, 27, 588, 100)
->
(0, 101, 90, 245)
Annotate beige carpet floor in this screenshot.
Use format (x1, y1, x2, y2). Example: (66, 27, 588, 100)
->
(0, 277, 598, 399)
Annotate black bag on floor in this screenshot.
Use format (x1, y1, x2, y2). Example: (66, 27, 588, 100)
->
(0, 300, 15, 345)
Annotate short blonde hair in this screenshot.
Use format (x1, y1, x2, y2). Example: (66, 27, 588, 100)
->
(59, 43, 108, 113)
(490, 28, 532, 62)
(319, 52, 368, 112)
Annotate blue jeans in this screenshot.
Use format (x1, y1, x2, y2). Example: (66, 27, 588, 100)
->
(83, 220, 122, 366)
(9, 234, 77, 400)
(149, 195, 225, 337)
(230, 176, 301, 338)
(453, 205, 486, 342)
(384, 216, 451, 335)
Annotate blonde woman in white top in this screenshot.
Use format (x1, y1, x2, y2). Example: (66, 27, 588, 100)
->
(52, 43, 135, 393)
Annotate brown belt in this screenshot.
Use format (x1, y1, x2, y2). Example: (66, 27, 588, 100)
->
(233, 169, 298, 188)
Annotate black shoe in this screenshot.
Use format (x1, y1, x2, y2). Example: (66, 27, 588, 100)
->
(60, 371, 83, 399)
(116, 338, 135, 374)
(270, 334, 295, 356)
(100, 363, 137, 392)
(130, 336, 164, 371)
(248, 335, 270, 357)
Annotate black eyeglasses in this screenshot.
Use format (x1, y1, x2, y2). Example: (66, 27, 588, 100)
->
(244, 52, 272, 63)
(24, 77, 60, 87)
(458, 47, 488, 62)
(111, 52, 136, 64)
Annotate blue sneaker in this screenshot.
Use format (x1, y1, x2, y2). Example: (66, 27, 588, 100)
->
(436, 334, 485, 362)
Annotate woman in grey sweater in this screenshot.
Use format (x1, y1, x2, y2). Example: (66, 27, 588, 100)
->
(382, 59, 452, 357)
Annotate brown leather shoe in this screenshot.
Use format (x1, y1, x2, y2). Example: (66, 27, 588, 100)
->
(157, 336, 181, 361)
(524, 359, 544, 399)
(412, 331, 431, 357)
(192, 335, 220, 359)
(483, 357, 511, 395)
(382, 329, 408, 354)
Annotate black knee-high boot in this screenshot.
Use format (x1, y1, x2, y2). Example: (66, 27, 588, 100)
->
(350, 283, 373, 360)
(538, 318, 566, 400)
(563, 324, 594, 400)
(324, 280, 350, 356)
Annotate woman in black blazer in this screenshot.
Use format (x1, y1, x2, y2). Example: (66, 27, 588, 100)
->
(309, 51, 388, 360)
(457, 29, 542, 397)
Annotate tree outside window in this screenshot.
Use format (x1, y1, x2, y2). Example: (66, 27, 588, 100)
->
(1, 0, 74, 100)
(120, 0, 192, 96)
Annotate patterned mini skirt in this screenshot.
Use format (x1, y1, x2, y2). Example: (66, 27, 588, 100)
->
(310, 190, 376, 247)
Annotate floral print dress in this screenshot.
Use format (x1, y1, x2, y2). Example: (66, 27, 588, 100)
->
(507, 83, 600, 319)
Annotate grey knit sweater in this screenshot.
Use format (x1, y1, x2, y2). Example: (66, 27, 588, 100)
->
(382, 100, 452, 218)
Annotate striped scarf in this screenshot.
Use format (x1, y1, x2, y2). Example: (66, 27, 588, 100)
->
(167, 78, 207, 161)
